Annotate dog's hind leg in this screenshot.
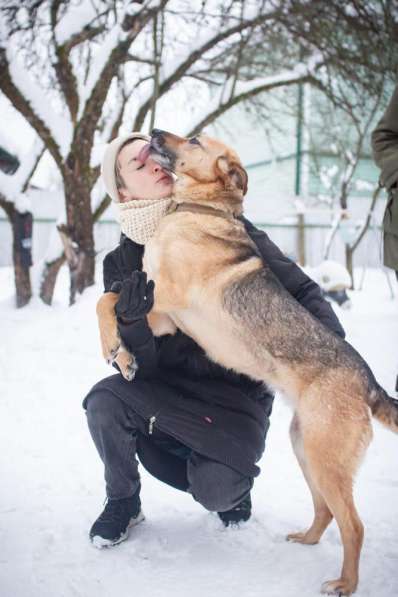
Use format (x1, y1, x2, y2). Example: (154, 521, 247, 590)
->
(300, 413, 371, 596)
(310, 462, 363, 595)
(287, 414, 333, 545)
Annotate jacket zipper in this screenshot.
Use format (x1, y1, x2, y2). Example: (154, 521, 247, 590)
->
(148, 416, 156, 435)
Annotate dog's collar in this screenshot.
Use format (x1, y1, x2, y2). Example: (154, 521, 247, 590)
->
(174, 202, 236, 221)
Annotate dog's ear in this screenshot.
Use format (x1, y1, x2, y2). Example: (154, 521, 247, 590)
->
(229, 161, 248, 195)
(216, 156, 248, 196)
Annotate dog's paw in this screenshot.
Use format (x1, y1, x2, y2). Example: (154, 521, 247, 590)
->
(286, 530, 319, 545)
(321, 577, 357, 596)
(115, 351, 138, 381)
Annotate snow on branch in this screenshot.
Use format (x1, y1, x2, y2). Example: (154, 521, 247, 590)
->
(133, 6, 279, 129)
(77, 24, 124, 121)
(54, 0, 100, 46)
(76, 0, 169, 149)
(0, 137, 44, 211)
(5, 46, 72, 159)
(232, 56, 323, 96)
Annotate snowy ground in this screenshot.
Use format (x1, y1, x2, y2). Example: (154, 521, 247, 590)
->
(0, 265, 397, 597)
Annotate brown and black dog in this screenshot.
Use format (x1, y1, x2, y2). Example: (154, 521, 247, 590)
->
(96, 130, 398, 595)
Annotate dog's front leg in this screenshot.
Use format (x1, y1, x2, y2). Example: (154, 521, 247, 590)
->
(96, 292, 137, 381)
(96, 292, 120, 362)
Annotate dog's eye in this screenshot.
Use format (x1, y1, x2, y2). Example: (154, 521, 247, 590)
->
(189, 137, 200, 146)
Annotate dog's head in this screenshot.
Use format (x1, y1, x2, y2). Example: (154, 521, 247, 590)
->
(149, 129, 248, 213)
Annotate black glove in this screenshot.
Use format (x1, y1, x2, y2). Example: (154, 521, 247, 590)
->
(111, 271, 155, 323)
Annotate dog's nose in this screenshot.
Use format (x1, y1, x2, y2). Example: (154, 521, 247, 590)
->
(151, 129, 165, 146)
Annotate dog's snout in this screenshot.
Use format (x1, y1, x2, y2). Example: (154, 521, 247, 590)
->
(149, 129, 176, 170)
(151, 129, 166, 146)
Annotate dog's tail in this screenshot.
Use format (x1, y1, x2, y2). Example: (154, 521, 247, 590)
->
(368, 384, 398, 433)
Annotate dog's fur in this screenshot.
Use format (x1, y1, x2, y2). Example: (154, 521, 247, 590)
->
(96, 131, 398, 595)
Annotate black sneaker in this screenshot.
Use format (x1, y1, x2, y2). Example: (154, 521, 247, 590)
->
(90, 486, 144, 548)
(217, 494, 252, 527)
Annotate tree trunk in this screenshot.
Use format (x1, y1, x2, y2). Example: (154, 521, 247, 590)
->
(13, 257, 32, 307)
(40, 254, 66, 305)
(39, 196, 96, 306)
(11, 209, 33, 308)
(345, 244, 354, 289)
(59, 163, 96, 303)
(0, 197, 33, 307)
(39, 158, 96, 306)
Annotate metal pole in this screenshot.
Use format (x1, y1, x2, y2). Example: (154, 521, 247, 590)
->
(295, 71, 305, 265)
(295, 81, 303, 197)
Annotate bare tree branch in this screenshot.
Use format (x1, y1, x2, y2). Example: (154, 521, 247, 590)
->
(75, 0, 170, 159)
(124, 53, 160, 66)
(187, 70, 317, 136)
(0, 193, 14, 219)
(50, 0, 80, 123)
(63, 25, 106, 53)
(133, 8, 281, 129)
(21, 146, 45, 193)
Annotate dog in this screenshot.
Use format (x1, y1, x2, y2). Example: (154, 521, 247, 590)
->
(96, 130, 398, 595)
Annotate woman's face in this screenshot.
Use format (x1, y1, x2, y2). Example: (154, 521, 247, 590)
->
(117, 139, 174, 202)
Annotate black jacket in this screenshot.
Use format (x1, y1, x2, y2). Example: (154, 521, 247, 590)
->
(101, 217, 345, 477)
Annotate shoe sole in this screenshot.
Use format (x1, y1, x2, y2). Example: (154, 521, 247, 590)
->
(91, 510, 145, 549)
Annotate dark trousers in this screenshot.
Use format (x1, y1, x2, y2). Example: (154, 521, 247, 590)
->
(84, 382, 253, 512)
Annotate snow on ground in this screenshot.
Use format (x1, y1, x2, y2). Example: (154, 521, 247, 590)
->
(0, 265, 397, 597)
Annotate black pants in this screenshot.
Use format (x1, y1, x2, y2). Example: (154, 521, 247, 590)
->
(84, 379, 253, 512)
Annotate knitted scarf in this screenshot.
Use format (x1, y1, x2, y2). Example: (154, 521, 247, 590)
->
(117, 197, 173, 245)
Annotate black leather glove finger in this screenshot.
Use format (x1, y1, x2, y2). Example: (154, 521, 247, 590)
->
(132, 272, 155, 318)
(135, 273, 155, 314)
(115, 275, 139, 320)
(115, 271, 155, 322)
(110, 281, 123, 293)
(145, 279, 155, 312)
(136, 271, 148, 302)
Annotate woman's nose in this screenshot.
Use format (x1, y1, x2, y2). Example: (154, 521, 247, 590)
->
(148, 159, 160, 173)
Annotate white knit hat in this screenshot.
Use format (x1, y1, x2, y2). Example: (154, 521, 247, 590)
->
(101, 132, 151, 202)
